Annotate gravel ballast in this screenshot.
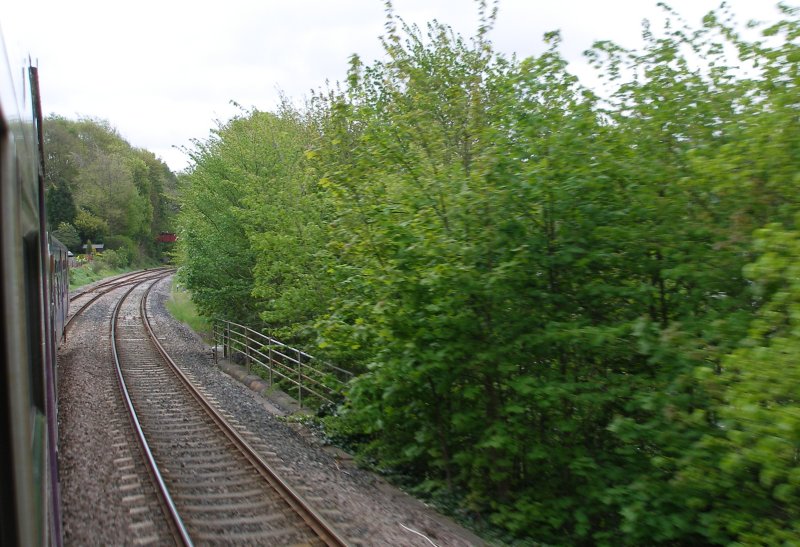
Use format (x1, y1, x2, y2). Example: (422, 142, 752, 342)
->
(58, 273, 487, 546)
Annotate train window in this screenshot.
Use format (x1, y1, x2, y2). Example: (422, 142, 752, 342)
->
(23, 231, 45, 413)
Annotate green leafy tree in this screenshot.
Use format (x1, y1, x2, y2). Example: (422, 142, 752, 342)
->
(105, 234, 140, 265)
(73, 208, 108, 243)
(173, 1, 800, 544)
(45, 179, 76, 229)
(43, 115, 176, 263)
(671, 222, 800, 545)
(178, 104, 332, 338)
(51, 221, 80, 251)
(177, 113, 262, 323)
(238, 107, 332, 343)
(315, 2, 800, 543)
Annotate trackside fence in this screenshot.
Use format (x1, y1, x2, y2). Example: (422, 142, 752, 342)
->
(212, 319, 353, 409)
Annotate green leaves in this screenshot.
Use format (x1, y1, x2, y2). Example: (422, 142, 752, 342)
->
(672, 222, 800, 544)
(176, 2, 800, 544)
(44, 116, 176, 261)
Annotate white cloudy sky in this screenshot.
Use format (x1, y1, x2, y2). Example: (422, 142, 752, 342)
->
(0, 0, 786, 172)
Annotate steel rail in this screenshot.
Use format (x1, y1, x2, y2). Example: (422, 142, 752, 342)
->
(110, 273, 193, 546)
(65, 269, 175, 334)
(141, 277, 350, 547)
(69, 267, 171, 302)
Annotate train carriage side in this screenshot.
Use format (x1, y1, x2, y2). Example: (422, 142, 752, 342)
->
(0, 47, 64, 547)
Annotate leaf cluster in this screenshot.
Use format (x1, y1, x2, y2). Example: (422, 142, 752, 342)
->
(44, 115, 177, 262)
(176, 2, 800, 544)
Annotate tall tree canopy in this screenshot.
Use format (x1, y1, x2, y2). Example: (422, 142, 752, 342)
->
(178, 105, 331, 335)
(43, 115, 177, 261)
(176, 2, 800, 544)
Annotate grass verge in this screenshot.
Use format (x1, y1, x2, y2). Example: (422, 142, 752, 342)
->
(166, 278, 212, 340)
(69, 264, 130, 290)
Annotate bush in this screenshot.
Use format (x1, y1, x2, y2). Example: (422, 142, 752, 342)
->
(96, 249, 129, 269)
(52, 222, 81, 251)
(105, 235, 139, 264)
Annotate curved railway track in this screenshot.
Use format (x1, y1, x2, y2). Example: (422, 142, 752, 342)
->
(66, 268, 174, 334)
(110, 274, 349, 545)
(60, 269, 181, 544)
(70, 267, 172, 302)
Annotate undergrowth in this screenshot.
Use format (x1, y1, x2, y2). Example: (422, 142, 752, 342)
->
(166, 279, 212, 340)
(69, 264, 129, 290)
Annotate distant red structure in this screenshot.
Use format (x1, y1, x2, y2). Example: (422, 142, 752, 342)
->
(156, 232, 177, 243)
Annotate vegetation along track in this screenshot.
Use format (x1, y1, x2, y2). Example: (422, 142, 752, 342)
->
(110, 274, 349, 545)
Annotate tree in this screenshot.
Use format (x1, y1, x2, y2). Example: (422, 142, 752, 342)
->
(176, 114, 262, 323)
(73, 208, 108, 243)
(43, 115, 176, 263)
(668, 222, 800, 545)
(173, 2, 800, 543)
(45, 179, 76, 229)
(177, 104, 331, 338)
(51, 222, 80, 251)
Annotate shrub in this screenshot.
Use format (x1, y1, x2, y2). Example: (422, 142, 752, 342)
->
(105, 235, 139, 265)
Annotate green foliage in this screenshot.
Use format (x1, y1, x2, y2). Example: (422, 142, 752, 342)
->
(672, 221, 800, 545)
(176, 1, 800, 544)
(175, 111, 262, 324)
(312, 3, 800, 544)
(165, 279, 212, 339)
(73, 208, 108, 242)
(43, 116, 177, 264)
(45, 179, 76, 229)
(69, 263, 129, 290)
(95, 249, 130, 269)
(68, 266, 99, 290)
(51, 221, 80, 251)
(104, 234, 140, 265)
(177, 104, 332, 340)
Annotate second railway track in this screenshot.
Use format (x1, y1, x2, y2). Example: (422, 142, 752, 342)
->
(66, 268, 174, 335)
(111, 274, 348, 545)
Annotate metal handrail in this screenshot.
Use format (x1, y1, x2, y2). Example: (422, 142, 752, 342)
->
(212, 319, 353, 408)
(220, 319, 353, 377)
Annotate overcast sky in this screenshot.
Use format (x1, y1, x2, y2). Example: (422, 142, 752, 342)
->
(1, 0, 786, 172)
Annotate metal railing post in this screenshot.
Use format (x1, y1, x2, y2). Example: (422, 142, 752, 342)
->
(245, 329, 251, 371)
(213, 323, 219, 366)
(224, 322, 229, 359)
(297, 347, 303, 409)
(268, 342, 273, 386)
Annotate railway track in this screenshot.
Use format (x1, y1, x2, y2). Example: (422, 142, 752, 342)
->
(70, 267, 173, 301)
(60, 270, 181, 544)
(110, 274, 349, 545)
(66, 268, 174, 334)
